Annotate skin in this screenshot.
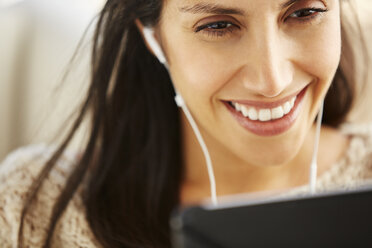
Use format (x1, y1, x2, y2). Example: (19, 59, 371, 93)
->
(138, 0, 350, 204)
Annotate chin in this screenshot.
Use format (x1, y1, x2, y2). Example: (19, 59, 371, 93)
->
(241, 118, 309, 168)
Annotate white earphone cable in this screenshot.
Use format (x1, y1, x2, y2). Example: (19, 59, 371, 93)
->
(143, 27, 218, 206)
(175, 95, 218, 206)
(309, 100, 324, 194)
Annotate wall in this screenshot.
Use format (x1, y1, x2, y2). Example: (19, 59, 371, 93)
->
(0, 0, 104, 159)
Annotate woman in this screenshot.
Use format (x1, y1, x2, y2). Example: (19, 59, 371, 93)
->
(0, 0, 371, 247)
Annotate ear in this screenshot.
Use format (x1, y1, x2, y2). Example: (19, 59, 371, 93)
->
(135, 19, 167, 65)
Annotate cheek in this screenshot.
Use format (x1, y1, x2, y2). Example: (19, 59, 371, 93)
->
(294, 16, 341, 90)
(165, 37, 237, 105)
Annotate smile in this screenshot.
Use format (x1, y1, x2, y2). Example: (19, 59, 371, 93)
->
(231, 95, 296, 122)
(224, 86, 308, 136)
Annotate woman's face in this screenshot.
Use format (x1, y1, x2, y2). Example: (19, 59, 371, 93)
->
(157, 0, 341, 166)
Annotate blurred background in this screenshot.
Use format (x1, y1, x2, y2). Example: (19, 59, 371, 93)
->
(0, 0, 371, 160)
(0, 0, 105, 160)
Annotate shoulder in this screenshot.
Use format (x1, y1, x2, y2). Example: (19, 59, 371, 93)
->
(0, 144, 76, 187)
(284, 123, 372, 196)
(0, 144, 99, 247)
(318, 122, 372, 189)
(340, 122, 372, 165)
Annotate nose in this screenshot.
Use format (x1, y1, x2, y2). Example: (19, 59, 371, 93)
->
(240, 23, 293, 98)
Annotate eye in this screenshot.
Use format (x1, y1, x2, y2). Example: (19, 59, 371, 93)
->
(195, 21, 240, 38)
(287, 8, 329, 21)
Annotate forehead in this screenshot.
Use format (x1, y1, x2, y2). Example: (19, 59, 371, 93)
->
(167, 0, 307, 13)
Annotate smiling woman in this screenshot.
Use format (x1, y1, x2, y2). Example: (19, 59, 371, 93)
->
(159, 0, 341, 169)
(0, 0, 371, 247)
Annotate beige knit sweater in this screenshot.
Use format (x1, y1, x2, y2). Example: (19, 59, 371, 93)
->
(1, 123, 372, 247)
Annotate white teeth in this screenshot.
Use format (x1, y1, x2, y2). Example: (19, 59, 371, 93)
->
(271, 106, 284, 120)
(248, 108, 258, 121)
(231, 95, 297, 122)
(259, 109, 271, 122)
(290, 96, 296, 108)
(241, 105, 249, 117)
(235, 102, 242, 111)
(283, 102, 291, 115)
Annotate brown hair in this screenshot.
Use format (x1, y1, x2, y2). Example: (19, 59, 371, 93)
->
(18, 0, 369, 247)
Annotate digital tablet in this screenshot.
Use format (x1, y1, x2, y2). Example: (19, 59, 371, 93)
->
(170, 185, 372, 248)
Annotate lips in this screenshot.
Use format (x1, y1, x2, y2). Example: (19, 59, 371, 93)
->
(224, 87, 308, 136)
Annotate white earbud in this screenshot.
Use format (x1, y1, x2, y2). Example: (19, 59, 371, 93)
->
(143, 27, 184, 108)
(143, 27, 167, 66)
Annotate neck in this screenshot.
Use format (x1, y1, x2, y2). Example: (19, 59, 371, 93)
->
(181, 115, 322, 203)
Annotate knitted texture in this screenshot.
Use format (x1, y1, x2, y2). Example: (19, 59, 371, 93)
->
(0, 144, 100, 248)
(1, 123, 372, 247)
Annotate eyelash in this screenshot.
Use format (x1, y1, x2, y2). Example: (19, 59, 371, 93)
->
(286, 7, 329, 22)
(195, 8, 329, 38)
(195, 21, 240, 38)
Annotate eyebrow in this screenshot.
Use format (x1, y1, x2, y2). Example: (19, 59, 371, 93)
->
(178, 3, 246, 16)
(178, 0, 303, 16)
(280, 0, 301, 8)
